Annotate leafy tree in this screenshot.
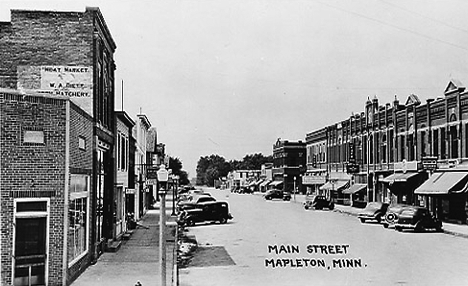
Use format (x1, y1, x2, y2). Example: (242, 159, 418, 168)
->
(168, 156, 190, 185)
(196, 153, 273, 186)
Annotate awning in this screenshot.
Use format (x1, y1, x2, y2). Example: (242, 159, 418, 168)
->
(254, 179, 264, 185)
(270, 181, 284, 187)
(415, 172, 468, 195)
(381, 172, 420, 183)
(247, 181, 257, 187)
(319, 180, 350, 191)
(342, 184, 367, 194)
(260, 180, 271, 187)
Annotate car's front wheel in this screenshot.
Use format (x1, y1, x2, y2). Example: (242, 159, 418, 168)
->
(360, 218, 366, 223)
(375, 215, 381, 223)
(186, 219, 195, 227)
(219, 217, 228, 224)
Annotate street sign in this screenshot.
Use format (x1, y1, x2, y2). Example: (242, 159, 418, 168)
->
(421, 156, 438, 171)
(346, 163, 360, 174)
(147, 167, 158, 179)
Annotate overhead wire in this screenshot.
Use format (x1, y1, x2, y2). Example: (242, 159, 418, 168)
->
(315, 0, 468, 52)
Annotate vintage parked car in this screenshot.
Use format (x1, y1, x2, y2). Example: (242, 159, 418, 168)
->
(264, 189, 291, 201)
(178, 201, 233, 226)
(382, 204, 411, 228)
(177, 194, 216, 211)
(358, 202, 389, 223)
(303, 195, 334, 210)
(394, 207, 443, 232)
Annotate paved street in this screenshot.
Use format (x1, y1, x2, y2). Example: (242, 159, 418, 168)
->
(180, 188, 468, 286)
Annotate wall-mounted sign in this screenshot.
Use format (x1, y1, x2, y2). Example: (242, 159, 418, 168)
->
(39, 65, 93, 115)
(40, 66, 92, 96)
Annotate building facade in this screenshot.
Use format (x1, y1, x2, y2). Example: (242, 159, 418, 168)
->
(133, 114, 151, 220)
(0, 7, 118, 284)
(115, 111, 135, 240)
(272, 138, 306, 194)
(307, 80, 468, 223)
(1, 90, 93, 286)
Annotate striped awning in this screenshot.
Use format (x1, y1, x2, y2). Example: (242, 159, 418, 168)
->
(381, 172, 420, 183)
(415, 172, 468, 195)
(342, 184, 367, 194)
(319, 180, 350, 191)
(269, 180, 284, 187)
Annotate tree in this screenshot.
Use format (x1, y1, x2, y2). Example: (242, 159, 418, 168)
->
(168, 156, 190, 185)
(196, 154, 230, 186)
(196, 153, 273, 186)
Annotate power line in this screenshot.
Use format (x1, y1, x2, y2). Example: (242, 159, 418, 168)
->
(315, 1, 468, 52)
(377, 0, 468, 35)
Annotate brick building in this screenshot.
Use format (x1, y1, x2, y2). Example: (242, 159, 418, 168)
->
(272, 138, 306, 194)
(1, 90, 93, 285)
(306, 80, 468, 223)
(0, 7, 118, 284)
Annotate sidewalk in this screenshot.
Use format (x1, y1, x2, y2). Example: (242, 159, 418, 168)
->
(71, 195, 178, 286)
(255, 192, 468, 239)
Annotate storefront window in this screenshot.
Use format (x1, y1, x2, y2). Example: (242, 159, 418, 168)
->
(68, 174, 89, 264)
(68, 198, 87, 262)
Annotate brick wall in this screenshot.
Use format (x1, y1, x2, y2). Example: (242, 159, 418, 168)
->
(67, 102, 94, 284)
(1, 91, 66, 285)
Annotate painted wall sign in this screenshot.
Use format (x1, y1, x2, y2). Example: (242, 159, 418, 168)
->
(40, 66, 92, 97)
(36, 65, 94, 116)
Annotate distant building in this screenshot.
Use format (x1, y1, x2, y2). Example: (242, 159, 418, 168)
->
(307, 80, 468, 223)
(133, 114, 151, 219)
(115, 111, 135, 239)
(272, 138, 306, 194)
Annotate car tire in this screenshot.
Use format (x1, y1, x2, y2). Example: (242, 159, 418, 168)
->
(304, 205, 309, 210)
(360, 218, 366, 223)
(376, 215, 381, 223)
(395, 226, 402, 232)
(328, 204, 334, 210)
(219, 217, 227, 224)
(186, 219, 195, 227)
(383, 223, 389, 229)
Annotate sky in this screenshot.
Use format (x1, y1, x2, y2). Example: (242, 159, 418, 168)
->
(2, 0, 468, 177)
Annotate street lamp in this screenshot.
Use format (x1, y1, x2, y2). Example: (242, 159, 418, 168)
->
(171, 175, 179, 216)
(293, 176, 296, 202)
(157, 164, 169, 286)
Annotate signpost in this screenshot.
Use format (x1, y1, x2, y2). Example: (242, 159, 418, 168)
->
(157, 165, 169, 286)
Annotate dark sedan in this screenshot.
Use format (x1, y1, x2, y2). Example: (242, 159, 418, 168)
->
(303, 195, 334, 210)
(382, 204, 411, 228)
(178, 201, 233, 226)
(394, 207, 443, 232)
(264, 189, 291, 201)
(358, 202, 389, 223)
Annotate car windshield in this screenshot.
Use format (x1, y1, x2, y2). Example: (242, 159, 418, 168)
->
(197, 197, 216, 203)
(401, 209, 417, 216)
(365, 202, 382, 210)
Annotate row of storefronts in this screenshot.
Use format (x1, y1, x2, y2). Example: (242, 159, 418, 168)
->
(304, 82, 468, 225)
(0, 8, 165, 286)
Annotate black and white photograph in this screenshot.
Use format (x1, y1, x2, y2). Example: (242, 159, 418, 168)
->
(2, 0, 468, 285)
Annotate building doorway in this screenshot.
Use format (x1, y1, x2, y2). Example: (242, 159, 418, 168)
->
(14, 200, 49, 286)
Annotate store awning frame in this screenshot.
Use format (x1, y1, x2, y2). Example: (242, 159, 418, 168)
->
(270, 180, 284, 187)
(415, 172, 468, 195)
(260, 180, 271, 187)
(342, 184, 367, 194)
(381, 172, 420, 184)
(319, 180, 350, 191)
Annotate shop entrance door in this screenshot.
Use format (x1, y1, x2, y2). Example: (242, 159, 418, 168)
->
(14, 217, 47, 286)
